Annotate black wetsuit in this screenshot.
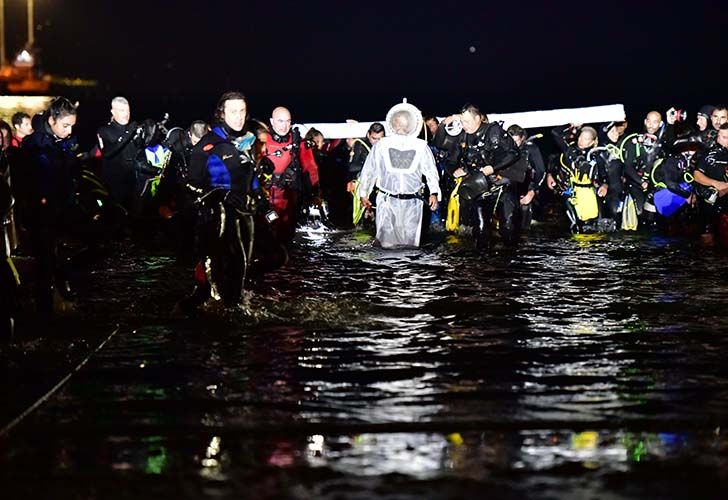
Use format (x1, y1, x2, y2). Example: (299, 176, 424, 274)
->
(551, 127, 609, 228)
(446, 122, 521, 248)
(348, 137, 372, 181)
(596, 128, 627, 218)
(97, 120, 141, 211)
(184, 124, 257, 306)
(157, 128, 196, 261)
(323, 139, 355, 229)
(12, 119, 80, 317)
(695, 143, 728, 233)
(620, 131, 672, 213)
(518, 140, 546, 228)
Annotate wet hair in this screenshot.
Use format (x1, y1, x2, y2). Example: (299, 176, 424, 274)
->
(214, 91, 246, 123)
(719, 123, 728, 131)
(507, 124, 526, 138)
(111, 96, 129, 107)
(11, 112, 30, 128)
(460, 103, 488, 123)
(188, 120, 209, 139)
(367, 122, 385, 135)
(47, 97, 77, 121)
(304, 127, 323, 142)
(713, 105, 728, 114)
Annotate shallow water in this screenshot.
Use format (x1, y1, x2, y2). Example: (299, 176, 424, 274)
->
(2, 225, 728, 499)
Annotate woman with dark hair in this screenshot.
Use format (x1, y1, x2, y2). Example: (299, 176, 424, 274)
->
(12, 97, 79, 318)
(0, 120, 13, 151)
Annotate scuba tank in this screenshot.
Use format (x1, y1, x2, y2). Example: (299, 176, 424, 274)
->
(561, 153, 599, 222)
(446, 177, 462, 232)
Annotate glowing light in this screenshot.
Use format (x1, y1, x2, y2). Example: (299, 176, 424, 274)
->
(15, 49, 34, 66)
(308, 434, 325, 453)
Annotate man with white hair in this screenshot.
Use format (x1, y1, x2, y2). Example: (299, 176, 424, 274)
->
(356, 101, 440, 248)
(97, 96, 142, 212)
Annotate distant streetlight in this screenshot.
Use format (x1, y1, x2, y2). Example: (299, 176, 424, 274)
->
(0, 0, 5, 67)
(27, 0, 34, 47)
(14, 48, 33, 67)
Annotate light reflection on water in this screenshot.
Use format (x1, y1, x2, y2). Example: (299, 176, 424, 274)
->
(3, 227, 728, 498)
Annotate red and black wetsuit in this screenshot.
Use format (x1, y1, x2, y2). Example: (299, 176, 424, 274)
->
(260, 128, 319, 243)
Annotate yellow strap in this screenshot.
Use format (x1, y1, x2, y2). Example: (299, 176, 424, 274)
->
(351, 138, 371, 153)
(7, 257, 20, 285)
(352, 180, 366, 224)
(446, 178, 462, 232)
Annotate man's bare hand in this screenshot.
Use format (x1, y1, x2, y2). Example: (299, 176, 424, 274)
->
(429, 195, 438, 211)
(520, 190, 535, 205)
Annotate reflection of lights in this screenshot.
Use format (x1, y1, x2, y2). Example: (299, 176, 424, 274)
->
(321, 433, 448, 478)
(446, 433, 464, 446)
(308, 434, 325, 454)
(267, 441, 296, 467)
(520, 431, 627, 471)
(202, 436, 221, 467)
(572, 431, 599, 450)
(143, 444, 168, 475)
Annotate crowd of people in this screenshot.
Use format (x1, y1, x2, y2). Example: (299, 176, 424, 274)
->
(1, 93, 727, 338)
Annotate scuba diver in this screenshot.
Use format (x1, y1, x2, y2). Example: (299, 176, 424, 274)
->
(131, 116, 172, 220)
(97, 96, 143, 218)
(621, 110, 676, 226)
(547, 124, 610, 232)
(179, 91, 259, 311)
(302, 128, 334, 231)
(423, 115, 450, 229)
(596, 121, 630, 225)
(356, 101, 440, 248)
(696, 105, 716, 145)
(156, 121, 210, 261)
(648, 134, 704, 232)
(444, 104, 522, 249)
(11, 97, 80, 320)
(693, 124, 728, 245)
(257, 106, 320, 244)
(507, 125, 545, 230)
(701, 106, 728, 149)
(346, 122, 385, 227)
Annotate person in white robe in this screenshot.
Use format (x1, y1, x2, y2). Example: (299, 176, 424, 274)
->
(356, 101, 440, 248)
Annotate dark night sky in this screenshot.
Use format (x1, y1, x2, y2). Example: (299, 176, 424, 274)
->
(4, 0, 726, 133)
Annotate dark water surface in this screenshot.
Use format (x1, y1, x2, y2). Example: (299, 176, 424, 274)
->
(2, 226, 728, 499)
